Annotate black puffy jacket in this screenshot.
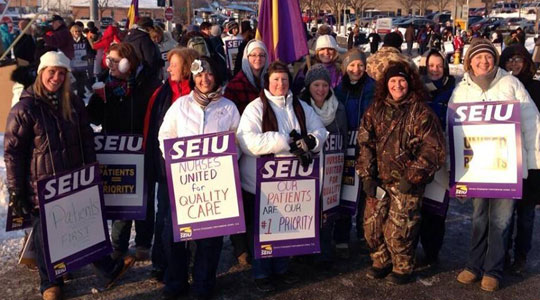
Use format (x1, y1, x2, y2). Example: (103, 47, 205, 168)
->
(4, 87, 96, 206)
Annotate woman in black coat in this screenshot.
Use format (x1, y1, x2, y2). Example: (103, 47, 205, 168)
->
(5, 51, 134, 299)
(86, 42, 161, 261)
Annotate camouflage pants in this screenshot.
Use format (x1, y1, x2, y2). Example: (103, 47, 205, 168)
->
(363, 183, 422, 274)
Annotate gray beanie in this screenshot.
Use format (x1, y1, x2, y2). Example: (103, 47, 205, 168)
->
(341, 48, 367, 74)
(305, 64, 331, 87)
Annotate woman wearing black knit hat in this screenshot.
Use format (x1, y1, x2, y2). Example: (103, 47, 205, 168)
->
(356, 61, 446, 285)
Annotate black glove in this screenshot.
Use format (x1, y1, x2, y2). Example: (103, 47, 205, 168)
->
(297, 151, 313, 168)
(363, 180, 377, 197)
(8, 190, 32, 218)
(289, 139, 306, 156)
(398, 177, 413, 194)
(300, 134, 317, 150)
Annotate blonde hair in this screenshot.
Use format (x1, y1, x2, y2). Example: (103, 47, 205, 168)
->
(167, 47, 200, 80)
(33, 67, 74, 122)
(70, 24, 81, 34)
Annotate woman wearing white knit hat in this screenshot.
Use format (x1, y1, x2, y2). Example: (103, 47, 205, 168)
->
(292, 34, 343, 95)
(5, 51, 135, 300)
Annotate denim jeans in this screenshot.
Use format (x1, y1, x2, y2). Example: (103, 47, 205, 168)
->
(252, 256, 289, 279)
(33, 216, 123, 293)
(110, 180, 156, 252)
(152, 182, 168, 271)
(466, 198, 515, 279)
(161, 186, 223, 297)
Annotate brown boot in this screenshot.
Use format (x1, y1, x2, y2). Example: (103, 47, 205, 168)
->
(480, 275, 500, 292)
(105, 255, 136, 289)
(42, 286, 62, 300)
(456, 269, 478, 284)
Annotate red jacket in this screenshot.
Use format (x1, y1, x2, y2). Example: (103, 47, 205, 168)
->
(92, 25, 121, 68)
(223, 70, 261, 114)
(143, 78, 190, 147)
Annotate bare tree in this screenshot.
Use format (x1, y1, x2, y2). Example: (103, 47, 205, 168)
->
(398, 0, 415, 15)
(300, 0, 325, 17)
(431, 0, 452, 12)
(98, 0, 109, 19)
(414, 0, 433, 16)
(348, 0, 377, 21)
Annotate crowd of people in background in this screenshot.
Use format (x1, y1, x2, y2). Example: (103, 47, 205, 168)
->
(3, 13, 540, 300)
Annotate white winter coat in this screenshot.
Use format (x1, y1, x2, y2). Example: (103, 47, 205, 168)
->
(448, 68, 540, 178)
(158, 91, 240, 157)
(237, 90, 329, 194)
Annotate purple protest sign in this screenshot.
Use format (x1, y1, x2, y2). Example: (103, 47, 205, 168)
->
(322, 133, 345, 217)
(5, 206, 32, 232)
(447, 101, 522, 199)
(254, 156, 320, 259)
(163, 131, 245, 242)
(37, 163, 112, 282)
(340, 130, 361, 213)
(94, 134, 147, 220)
(223, 37, 242, 72)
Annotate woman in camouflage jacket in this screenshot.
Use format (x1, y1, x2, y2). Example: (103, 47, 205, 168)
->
(356, 61, 446, 284)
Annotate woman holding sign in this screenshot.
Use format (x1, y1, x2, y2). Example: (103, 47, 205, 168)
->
(357, 61, 446, 285)
(451, 39, 540, 292)
(334, 48, 376, 258)
(5, 51, 135, 300)
(158, 56, 240, 300)
(300, 64, 348, 265)
(237, 61, 328, 292)
(143, 47, 199, 281)
(87, 42, 161, 262)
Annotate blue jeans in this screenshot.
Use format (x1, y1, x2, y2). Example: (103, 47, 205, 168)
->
(466, 198, 515, 279)
(252, 256, 289, 279)
(161, 186, 223, 297)
(152, 182, 168, 271)
(33, 216, 123, 293)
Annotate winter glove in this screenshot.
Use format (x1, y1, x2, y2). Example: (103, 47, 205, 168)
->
(8, 190, 32, 218)
(289, 130, 306, 156)
(398, 177, 413, 194)
(362, 180, 377, 198)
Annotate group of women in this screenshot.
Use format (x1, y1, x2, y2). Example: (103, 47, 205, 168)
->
(4, 32, 540, 300)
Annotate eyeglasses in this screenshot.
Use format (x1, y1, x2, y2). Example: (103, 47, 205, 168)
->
(106, 57, 121, 65)
(248, 54, 266, 59)
(508, 57, 524, 64)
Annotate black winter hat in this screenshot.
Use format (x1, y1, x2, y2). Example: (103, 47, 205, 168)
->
(383, 32, 403, 49)
(385, 64, 410, 86)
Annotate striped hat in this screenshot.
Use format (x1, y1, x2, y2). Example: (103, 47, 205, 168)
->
(464, 38, 499, 72)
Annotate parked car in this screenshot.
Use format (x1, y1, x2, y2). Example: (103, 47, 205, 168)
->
(432, 12, 451, 25)
(492, 2, 519, 13)
(469, 7, 487, 17)
(470, 17, 504, 32)
(518, 19, 536, 33)
(395, 17, 435, 30)
(499, 17, 526, 31)
(467, 16, 484, 28)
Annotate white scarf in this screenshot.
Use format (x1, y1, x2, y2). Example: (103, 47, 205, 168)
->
(310, 93, 339, 126)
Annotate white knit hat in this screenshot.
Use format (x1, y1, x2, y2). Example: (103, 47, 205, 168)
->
(315, 35, 338, 51)
(38, 51, 71, 73)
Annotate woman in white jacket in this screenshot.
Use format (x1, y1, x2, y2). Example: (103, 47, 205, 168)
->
(452, 38, 540, 292)
(237, 61, 328, 292)
(158, 56, 240, 299)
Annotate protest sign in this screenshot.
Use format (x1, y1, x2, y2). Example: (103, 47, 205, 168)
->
(223, 37, 243, 72)
(254, 156, 320, 259)
(163, 131, 245, 242)
(448, 101, 522, 198)
(341, 130, 361, 213)
(95, 134, 146, 220)
(5, 206, 32, 231)
(38, 163, 111, 281)
(322, 133, 344, 217)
